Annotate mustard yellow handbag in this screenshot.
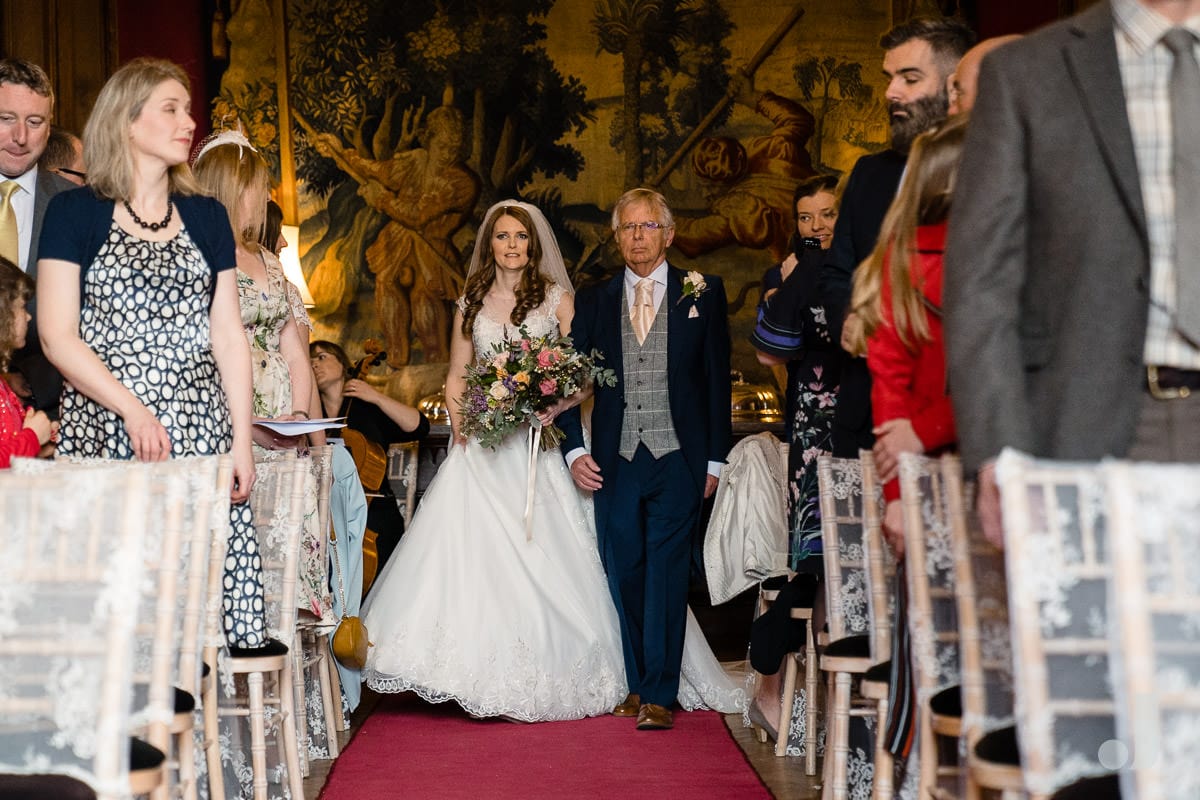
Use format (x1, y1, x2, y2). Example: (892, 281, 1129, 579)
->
(329, 527, 371, 669)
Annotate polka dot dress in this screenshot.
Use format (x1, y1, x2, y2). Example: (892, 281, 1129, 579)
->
(59, 222, 266, 648)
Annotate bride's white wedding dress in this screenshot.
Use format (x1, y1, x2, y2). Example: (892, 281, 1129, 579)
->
(360, 284, 745, 721)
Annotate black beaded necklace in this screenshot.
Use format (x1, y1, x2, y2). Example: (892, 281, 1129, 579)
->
(123, 200, 173, 232)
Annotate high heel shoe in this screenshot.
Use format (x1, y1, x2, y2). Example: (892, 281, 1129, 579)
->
(748, 701, 778, 743)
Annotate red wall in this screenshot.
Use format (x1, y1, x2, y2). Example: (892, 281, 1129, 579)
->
(116, 0, 212, 143)
(977, 1, 1068, 38)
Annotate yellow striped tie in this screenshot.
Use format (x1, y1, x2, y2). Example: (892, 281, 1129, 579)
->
(0, 180, 19, 266)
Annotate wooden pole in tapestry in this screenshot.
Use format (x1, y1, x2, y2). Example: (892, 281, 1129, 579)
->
(648, 5, 806, 188)
(273, 0, 298, 223)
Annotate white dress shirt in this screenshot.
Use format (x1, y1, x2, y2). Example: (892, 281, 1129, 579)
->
(9, 166, 39, 273)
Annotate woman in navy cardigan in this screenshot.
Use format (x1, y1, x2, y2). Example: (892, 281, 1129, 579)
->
(36, 58, 264, 649)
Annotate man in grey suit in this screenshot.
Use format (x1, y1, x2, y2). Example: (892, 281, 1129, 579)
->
(944, 0, 1200, 545)
(0, 58, 73, 414)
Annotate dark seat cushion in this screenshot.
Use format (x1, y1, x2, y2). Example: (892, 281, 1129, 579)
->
(129, 738, 165, 771)
(174, 687, 196, 715)
(823, 634, 871, 660)
(930, 684, 961, 718)
(974, 724, 1020, 766)
(748, 574, 821, 674)
(864, 660, 891, 683)
(228, 637, 289, 658)
(0, 774, 96, 800)
(1050, 773, 1121, 800)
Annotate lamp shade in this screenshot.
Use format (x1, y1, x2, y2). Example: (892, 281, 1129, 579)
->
(279, 224, 315, 307)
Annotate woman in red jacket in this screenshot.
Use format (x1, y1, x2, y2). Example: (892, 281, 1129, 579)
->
(848, 115, 967, 556)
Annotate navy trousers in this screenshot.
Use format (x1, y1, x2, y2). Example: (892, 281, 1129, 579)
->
(600, 444, 701, 707)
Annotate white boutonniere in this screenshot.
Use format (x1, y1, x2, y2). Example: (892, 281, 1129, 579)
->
(678, 270, 708, 309)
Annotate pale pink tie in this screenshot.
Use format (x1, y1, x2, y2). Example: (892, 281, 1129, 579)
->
(631, 278, 654, 345)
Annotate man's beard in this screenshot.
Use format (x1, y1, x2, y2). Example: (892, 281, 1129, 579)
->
(889, 90, 950, 154)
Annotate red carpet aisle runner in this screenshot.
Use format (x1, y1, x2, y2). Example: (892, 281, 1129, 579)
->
(318, 694, 772, 799)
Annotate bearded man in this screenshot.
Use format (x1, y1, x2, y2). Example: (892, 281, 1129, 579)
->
(818, 17, 974, 458)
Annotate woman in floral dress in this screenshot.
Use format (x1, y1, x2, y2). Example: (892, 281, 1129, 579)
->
(752, 175, 841, 568)
(191, 135, 312, 430)
(193, 134, 331, 623)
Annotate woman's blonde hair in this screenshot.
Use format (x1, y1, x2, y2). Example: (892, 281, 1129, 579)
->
(83, 58, 201, 200)
(192, 142, 271, 248)
(847, 114, 968, 356)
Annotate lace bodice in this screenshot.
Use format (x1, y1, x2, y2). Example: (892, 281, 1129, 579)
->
(461, 283, 568, 358)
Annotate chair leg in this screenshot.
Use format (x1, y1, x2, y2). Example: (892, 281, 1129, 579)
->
(776, 653, 799, 757)
(821, 671, 837, 799)
(280, 662, 306, 800)
(918, 703, 937, 800)
(175, 714, 197, 800)
(326, 642, 346, 733)
(317, 639, 340, 758)
(290, 639, 310, 778)
(202, 670, 225, 800)
(804, 625, 819, 776)
(871, 694, 893, 800)
(830, 671, 852, 800)
(247, 671, 269, 800)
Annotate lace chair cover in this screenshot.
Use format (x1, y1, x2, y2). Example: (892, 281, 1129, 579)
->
(944, 456, 1015, 753)
(816, 455, 885, 799)
(1104, 461, 1200, 800)
(293, 445, 344, 764)
(898, 454, 961, 704)
(13, 457, 203, 750)
(898, 453, 962, 798)
(859, 451, 896, 663)
(216, 452, 308, 800)
(253, 448, 332, 625)
(0, 464, 151, 798)
(996, 448, 1114, 795)
(816, 456, 875, 642)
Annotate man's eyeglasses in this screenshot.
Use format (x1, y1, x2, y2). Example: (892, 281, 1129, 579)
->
(618, 221, 667, 234)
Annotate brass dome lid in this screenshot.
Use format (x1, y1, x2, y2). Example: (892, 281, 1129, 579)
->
(729, 371, 783, 424)
(417, 386, 451, 426)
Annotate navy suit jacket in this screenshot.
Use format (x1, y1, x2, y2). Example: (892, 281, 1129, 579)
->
(13, 168, 73, 412)
(561, 266, 731, 526)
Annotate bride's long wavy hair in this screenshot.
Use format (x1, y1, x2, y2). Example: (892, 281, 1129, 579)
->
(460, 205, 548, 336)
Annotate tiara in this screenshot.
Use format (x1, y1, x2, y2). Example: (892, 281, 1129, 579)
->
(191, 128, 257, 166)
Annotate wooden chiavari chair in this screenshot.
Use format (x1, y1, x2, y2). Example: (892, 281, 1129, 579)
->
(0, 464, 151, 800)
(897, 453, 963, 799)
(1104, 460, 1200, 800)
(816, 454, 889, 800)
(996, 449, 1116, 798)
(944, 455, 1023, 799)
(205, 452, 308, 800)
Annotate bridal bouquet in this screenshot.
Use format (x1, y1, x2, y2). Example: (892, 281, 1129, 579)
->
(459, 327, 617, 450)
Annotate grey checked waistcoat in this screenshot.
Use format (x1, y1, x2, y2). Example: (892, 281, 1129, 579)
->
(619, 287, 681, 460)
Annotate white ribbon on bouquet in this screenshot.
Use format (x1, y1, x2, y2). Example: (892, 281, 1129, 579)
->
(522, 417, 543, 542)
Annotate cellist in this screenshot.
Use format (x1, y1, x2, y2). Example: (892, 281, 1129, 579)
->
(311, 340, 430, 581)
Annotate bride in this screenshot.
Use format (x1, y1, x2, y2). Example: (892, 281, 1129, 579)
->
(360, 200, 743, 721)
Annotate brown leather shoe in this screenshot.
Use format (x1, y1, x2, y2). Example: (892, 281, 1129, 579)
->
(636, 703, 674, 730)
(612, 693, 640, 717)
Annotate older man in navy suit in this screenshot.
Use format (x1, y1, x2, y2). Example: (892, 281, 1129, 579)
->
(561, 187, 731, 731)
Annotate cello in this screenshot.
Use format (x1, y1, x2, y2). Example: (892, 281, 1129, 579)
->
(339, 340, 390, 594)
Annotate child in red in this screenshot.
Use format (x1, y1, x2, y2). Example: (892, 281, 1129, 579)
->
(0, 257, 56, 467)
(848, 115, 968, 555)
